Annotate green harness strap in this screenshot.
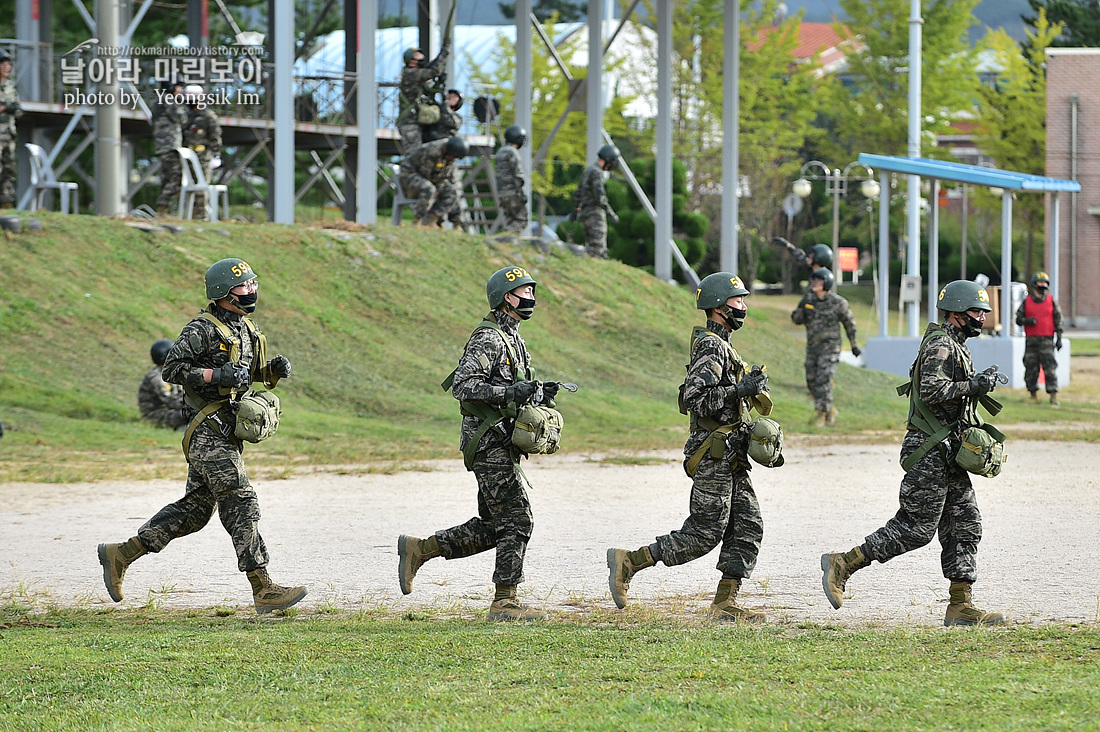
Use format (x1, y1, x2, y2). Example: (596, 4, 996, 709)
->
(441, 317, 530, 471)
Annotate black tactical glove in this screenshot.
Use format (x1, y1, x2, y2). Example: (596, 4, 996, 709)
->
(213, 363, 251, 390)
(542, 381, 560, 401)
(968, 368, 998, 397)
(1056, 333, 1063, 351)
(269, 354, 292, 378)
(1023, 317, 1037, 326)
(735, 369, 769, 399)
(505, 380, 538, 406)
(608, 211, 620, 225)
(851, 344, 862, 358)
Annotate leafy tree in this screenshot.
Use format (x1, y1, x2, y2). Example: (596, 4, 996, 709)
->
(1024, 0, 1100, 47)
(974, 9, 1063, 278)
(498, 1, 586, 23)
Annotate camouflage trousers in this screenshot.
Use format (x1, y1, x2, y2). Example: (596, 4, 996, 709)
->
(498, 193, 528, 234)
(804, 342, 840, 411)
(156, 148, 182, 210)
(655, 453, 763, 578)
(435, 440, 533, 586)
(398, 120, 423, 153)
(142, 406, 187, 430)
(580, 209, 608, 258)
(1023, 336, 1059, 393)
(400, 173, 459, 221)
(137, 424, 269, 572)
(863, 430, 981, 582)
(0, 134, 15, 205)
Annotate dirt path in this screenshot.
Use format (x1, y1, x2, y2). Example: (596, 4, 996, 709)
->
(3, 438, 1098, 626)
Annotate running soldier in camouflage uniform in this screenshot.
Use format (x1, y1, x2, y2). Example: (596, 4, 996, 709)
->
(399, 136, 466, 226)
(607, 273, 772, 622)
(494, 125, 528, 235)
(152, 79, 186, 214)
(398, 46, 450, 153)
(0, 52, 23, 209)
(821, 280, 1007, 626)
(183, 86, 222, 215)
(572, 145, 620, 258)
(1015, 271, 1064, 405)
(790, 268, 859, 426)
(398, 266, 561, 622)
(138, 339, 187, 429)
(99, 258, 306, 614)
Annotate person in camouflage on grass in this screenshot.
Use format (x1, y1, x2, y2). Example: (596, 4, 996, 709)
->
(773, 239, 832, 291)
(820, 280, 1007, 627)
(398, 266, 561, 622)
(138, 339, 187, 429)
(183, 85, 222, 215)
(398, 45, 450, 153)
(572, 144, 621, 258)
(607, 273, 772, 623)
(495, 125, 528, 235)
(152, 78, 187, 215)
(790, 268, 859, 426)
(0, 51, 23, 209)
(1015, 271, 1064, 405)
(399, 136, 466, 227)
(422, 89, 463, 144)
(98, 258, 305, 615)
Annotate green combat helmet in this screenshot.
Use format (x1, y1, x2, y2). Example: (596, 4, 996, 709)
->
(696, 272, 749, 310)
(487, 266, 537, 309)
(1031, 271, 1050, 287)
(811, 267, 835, 291)
(403, 47, 422, 64)
(808, 243, 833, 269)
(504, 125, 527, 147)
(205, 258, 257, 301)
(150, 339, 173, 366)
(597, 144, 620, 167)
(746, 417, 784, 468)
(936, 280, 992, 313)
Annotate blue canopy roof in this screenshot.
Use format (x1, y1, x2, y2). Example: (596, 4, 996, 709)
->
(858, 153, 1081, 192)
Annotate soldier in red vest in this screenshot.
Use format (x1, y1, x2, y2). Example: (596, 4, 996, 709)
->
(1014, 271, 1064, 405)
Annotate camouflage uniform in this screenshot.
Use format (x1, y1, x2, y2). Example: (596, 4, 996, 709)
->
(397, 46, 449, 153)
(791, 291, 857, 412)
(152, 95, 187, 211)
(494, 144, 528, 234)
(1014, 294, 1064, 395)
(183, 106, 222, 213)
(655, 320, 763, 577)
(399, 138, 459, 221)
(0, 75, 23, 207)
(574, 163, 614, 258)
(140, 303, 276, 572)
(862, 320, 983, 582)
(422, 102, 461, 144)
(434, 309, 535, 585)
(137, 365, 187, 429)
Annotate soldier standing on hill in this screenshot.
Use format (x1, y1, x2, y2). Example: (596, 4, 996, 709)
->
(138, 339, 187, 429)
(98, 258, 306, 614)
(495, 125, 528, 235)
(791, 268, 859, 426)
(399, 136, 467, 227)
(1015, 271, 1064, 405)
(153, 78, 187, 215)
(773, 238, 832, 292)
(820, 280, 1007, 627)
(397, 266, 561, 622)
(607, 273, 774, 623)
(183, 85, 222, 215)
(0, 51, 23, 210)
(572, 145, 621, 259)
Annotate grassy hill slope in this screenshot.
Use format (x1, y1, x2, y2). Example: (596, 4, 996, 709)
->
(0, 213, 1085, 482)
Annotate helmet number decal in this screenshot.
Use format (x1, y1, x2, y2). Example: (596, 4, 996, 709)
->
(231, 261, 253, 278)
(504, 267, 529, 282)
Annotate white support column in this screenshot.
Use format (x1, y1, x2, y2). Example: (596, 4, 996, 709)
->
(272, 0, 294, 223)
(906, 0, 923, 336)
(586, 0, 603, 164)
(1001, 191, 1013, 337)
(655, 0, 672, 282)
(95, 0, 123, 216)
(927, 178, 939, 324)
(1050, 194, 1060, 299)
(878, 170, 890, 337)
(356, 0, 376, 224)
(516, 0, 533, 232)
(720, 0, 739, 274)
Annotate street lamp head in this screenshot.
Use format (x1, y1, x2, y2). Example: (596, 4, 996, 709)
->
(989, 186, 1004, 197)
(793, 178, 812, 198)
(860, 179, 881, 199)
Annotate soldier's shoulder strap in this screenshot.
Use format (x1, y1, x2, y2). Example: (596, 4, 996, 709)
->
(441, 316, 525, 391)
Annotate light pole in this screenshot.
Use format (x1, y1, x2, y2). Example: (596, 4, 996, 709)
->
(793, 161, 880, 279)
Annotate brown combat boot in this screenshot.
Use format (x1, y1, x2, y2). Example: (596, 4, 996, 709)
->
(98, 537, 148, 602)
(1029, 390, 1038, 402)
(1049, 393, 1060, 406)
(246, 568, 308, 614)
(398, 534, 440, 595)
(825, 407, 840, 426)
(606, 546, 655, 609)
(706, 578, 765, 624)
(813, 410, 827, 427)
(944, 581, 1006, 627)
(487, 584, 546, 622)
(820, 545, 871, 609)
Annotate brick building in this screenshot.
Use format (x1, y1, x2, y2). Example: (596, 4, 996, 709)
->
(1046, 48, 1100, 328)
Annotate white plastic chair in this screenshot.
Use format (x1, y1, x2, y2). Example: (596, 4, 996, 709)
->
(177, 147, 229, 221)
(389, 164, 417, 225)
(26, 143, 79, 214)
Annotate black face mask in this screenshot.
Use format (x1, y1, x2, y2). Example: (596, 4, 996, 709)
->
(513, 295, 536, 320)
(961, 313, 983, 338)
(720, 305, 747, 331)
(232, 291, 258, 313)
(1035, 285, 1048, 294)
